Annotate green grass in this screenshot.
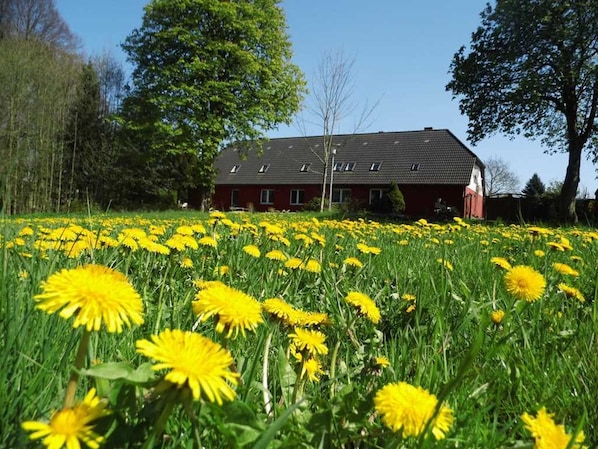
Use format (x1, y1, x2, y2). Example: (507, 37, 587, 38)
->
(0, 213, 595, 448)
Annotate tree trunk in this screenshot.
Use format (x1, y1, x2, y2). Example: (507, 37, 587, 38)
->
(559, 141, 582, 223)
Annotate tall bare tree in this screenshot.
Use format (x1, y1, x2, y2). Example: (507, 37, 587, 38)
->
(0, 0, 78, 50)
(299, 50, 378, 212)
(484, 156, 520, 196)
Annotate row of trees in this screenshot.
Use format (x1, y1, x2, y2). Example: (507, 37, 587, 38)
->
(0, 0, 306, 214)
(0, 0, 126, 214)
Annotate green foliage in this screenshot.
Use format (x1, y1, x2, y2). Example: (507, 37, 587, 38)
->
(120, 0, 307, 198)
(386, 181, 406, 214)
(522, 173, 546, 198)
(447, 0, 598, 222)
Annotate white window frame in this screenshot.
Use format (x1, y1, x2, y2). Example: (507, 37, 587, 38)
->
(300, 163, 311, 172)
(290, 189, 305, 205)
(410, 163, 420, 171)
(258, 164, 270, 173)
(260, 189, 274, 205)
(231, 189, 240, 207)
(332, 188, 351, 204)
(333, 161, 345, 172)
(369, 189, 384, 205)
(230, 164, 241, 173)
(370, 161, 382, 171)
(344, 162, 356, 171)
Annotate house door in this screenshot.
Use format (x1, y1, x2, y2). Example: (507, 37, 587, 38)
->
(231, 189, 240, 208)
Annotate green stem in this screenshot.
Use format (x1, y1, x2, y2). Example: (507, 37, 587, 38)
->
(142, 389, 179, 449)
(328, 340, 341, 399)
(63, 329, 90, 408)
(262, 331, 274, 416)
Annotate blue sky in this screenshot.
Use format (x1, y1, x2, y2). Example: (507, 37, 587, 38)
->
(56, 0, 598, 197)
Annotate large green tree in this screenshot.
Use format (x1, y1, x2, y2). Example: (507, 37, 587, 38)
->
(446, 0, 598, 223)
(120, 0, 306, 206)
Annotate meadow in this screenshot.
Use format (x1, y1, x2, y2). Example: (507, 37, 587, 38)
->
(0, 211, 596, 448)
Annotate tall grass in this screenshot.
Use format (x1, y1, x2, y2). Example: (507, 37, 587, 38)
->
(0, 213, 595, 448)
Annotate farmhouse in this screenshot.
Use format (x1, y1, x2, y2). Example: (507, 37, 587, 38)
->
(210, 128, 485, 218)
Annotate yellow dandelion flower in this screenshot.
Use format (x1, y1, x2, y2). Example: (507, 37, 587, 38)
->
(557, 283, 585, 302)
(343, 257, 363, 268)
(374, 381, 453, 440)
(209, 210, 226, 220)
(192, 283, 263, 338)
(22, 388, 110, 449)
(375, 356, 390, 368)
(180, 257, 194, 269)
(18, 226, 34, 236)
(265, 250, 288, 261)
(569, 255, 583, 263)
(504, 265, 546, 302)
(193, 279, 226, 290)
(176, 225, 194, 236)
(136, 329, 239, 404)
(301, 358, 324, 382)
(214, 265, 229, 276)
(490, 257, 512, 270)
(491, 309, 505, 325)
(521, 407, 586, 449)
(263, 298, 298, 324)
(402, 293, 416, 302)
(284, 257, 303, 270)
(357, 243, 381, 255)
(294, 310, 331, 327)
(553, 263, 579, 277)
(534, 250, 546, 258)
(34, 265, 144, 333)
(547, 242, 565, 252)
(198, 236, 217, 247)
(437, 258, 454, 271)
(243, 244, 261, 258)
(303, 259, 322, 273)
(406, 304, 416, 313)
(288, 327, 328, 356)
(345, 291, 381, 324)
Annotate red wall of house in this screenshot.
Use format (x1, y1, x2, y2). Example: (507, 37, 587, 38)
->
(210, 183, 482, 218)
(211, 185, 322, 212)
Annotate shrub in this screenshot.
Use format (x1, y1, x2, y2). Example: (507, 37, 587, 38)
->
(386, 181, 406, 214)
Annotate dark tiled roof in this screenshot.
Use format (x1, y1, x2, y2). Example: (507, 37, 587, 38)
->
(215, 129, 482, 186)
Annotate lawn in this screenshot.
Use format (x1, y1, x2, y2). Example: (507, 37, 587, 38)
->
(1, 212, 595, 448)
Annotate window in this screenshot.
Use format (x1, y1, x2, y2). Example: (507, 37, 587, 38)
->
(231, 189, 240, 207)
(344, 162, 356, 171)
(230, 165, 241, 173)
(260, 189, 274, 205)
(300, 163, 311, 172)
(370, 161, 382, 171)
(332, 188, 351, 204)
(369, 189, 384, 205)
(333, 161, 345, 171)
(258, 164, 270, 173)
(410, 163, 420, 171)
(290, 189, 305, 205)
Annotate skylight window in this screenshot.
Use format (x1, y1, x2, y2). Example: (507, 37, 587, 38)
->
(410, 163, 420, 171)
(344, 162, 355, 171)
(369, 161, 382, 171)
(230, 165, 241, 173)
(333, 162, 345, 171)
(300, 163, 311, 172)
(258, 164, 270, 173)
